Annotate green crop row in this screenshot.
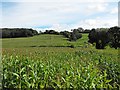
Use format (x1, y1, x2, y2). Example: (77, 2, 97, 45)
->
(2, 50, 120, 89)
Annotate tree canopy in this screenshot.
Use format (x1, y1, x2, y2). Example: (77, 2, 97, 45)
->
(88, 26, 120, 49)
(0, 28, 38, 38)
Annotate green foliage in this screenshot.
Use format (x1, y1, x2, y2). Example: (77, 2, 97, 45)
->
(2, 50, 120, 89)
(1, 28, 38, 38)
(88, 29, 109, 49)
(88, 26, 120, 49)
(108, 26, 120, 49)
(60, 30, 82, 41)
(1, 34, 120, 89)
(2, 34, 88, 48)
(60, 31, 71, 38)
(44, 30, 60, 35)
(69, 30, 82, 41)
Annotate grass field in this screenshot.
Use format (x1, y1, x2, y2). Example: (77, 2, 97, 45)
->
(2, 34, 88, 48)
(1, 34, 120, 89)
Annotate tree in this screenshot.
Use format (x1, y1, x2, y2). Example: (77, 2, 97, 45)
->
(60, 31, 71, 38)
(69, 29, 82, 41)
(88, 29, 109, 49)
(69, 32, 77, 41)
(108, 26, 120, 49)
(44, 30, 59, 35)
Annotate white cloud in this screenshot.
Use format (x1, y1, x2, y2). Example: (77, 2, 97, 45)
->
(34, 16, 118, 32)
(72, 17, 118, 29)
(34, 24, 72, 32)
(2, 2, 87, 28)
(86, 2, 108, 14)
(1, 1, 118, 31)
(110, 7, 118, 14)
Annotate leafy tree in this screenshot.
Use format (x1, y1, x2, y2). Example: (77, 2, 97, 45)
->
(88, 29, 109, 49)
(108, 26, 120, 49)
(44, 30, 59, 35)
(60, 31, 71, 38)
(69, 32, 77, 41)
(69, 29, 82, 41)
(1, 28, 38, 38)
(71, 27, 90, 33)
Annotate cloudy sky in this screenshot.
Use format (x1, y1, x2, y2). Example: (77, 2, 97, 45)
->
(0, 0, 119, 31)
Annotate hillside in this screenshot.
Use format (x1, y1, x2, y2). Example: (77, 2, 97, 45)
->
(2, 34, 88, 48)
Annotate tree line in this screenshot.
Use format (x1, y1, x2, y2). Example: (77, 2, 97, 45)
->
(39, 27, 89, 41)
(1, 26, 119, 49)
(0, 27, 84, 41)
(0, 28, 38, 38)
(88, 26, 120, 49)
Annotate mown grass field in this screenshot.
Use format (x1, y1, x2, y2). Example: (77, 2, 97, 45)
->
(1, 34, 120, 89)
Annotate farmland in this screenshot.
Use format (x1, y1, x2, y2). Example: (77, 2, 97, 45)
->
(1, 34, 120, 89)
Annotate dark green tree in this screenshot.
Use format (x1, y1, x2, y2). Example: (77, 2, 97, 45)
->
(88, 29, 109, 49)
(108, 26, 120, 49)
(69, 29, 82, 41)
(1, 28, 38, 38)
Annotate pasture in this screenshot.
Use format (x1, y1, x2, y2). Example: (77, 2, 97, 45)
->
(1, 34, 120, 89)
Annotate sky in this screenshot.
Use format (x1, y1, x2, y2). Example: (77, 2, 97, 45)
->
(0, 0, 119, 32)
